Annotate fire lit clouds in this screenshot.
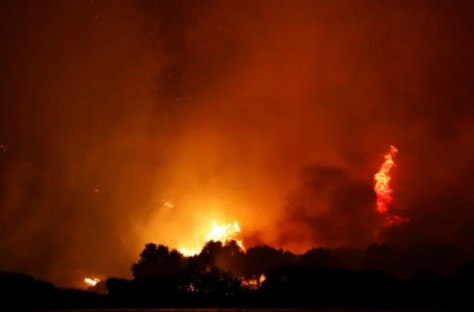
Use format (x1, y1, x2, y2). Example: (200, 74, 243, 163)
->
(0, 0, 474, 287)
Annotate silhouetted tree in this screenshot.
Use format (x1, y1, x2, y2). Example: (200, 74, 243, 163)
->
(132, 243, 185, 278)
(243, 245, 297, 275)
(301, 247, 363, 270)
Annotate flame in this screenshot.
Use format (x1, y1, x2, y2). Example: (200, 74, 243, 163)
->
(374, 145, 409, 227)
(178, 247, 201, 257)
(374, 145, 398, 214)
(241, 274, 266, 289)
(178, 220, 244, 256)
(205, 221, 244, 249)
(84, 277, 100, 287)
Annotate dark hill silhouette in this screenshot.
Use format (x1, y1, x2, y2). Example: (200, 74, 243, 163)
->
(1, 241, 474, 308)
(0, 271, 105, 309)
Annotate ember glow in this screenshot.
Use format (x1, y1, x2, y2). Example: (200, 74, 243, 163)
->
(384, 215, 409, 228)
(374, 145, 409, 227)
(178, 220, 244, 256)
(241, 274, 266, 290)
(83, 277, 100, 287)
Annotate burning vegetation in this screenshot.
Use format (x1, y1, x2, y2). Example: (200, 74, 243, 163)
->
(84, 277, 100, 287)
(240, 274, 266, 290)
(97, 239, 474, 308)
(373, 145, 409, 227)
(155, 144, 410, 264)
(1, 0, 473, 295)
(89, 145, 412, 291)
(178, 221, 244, 257)
(374, 145, 398, 214)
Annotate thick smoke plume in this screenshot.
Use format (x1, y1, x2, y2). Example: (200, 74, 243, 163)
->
(0, 0, 473, 287)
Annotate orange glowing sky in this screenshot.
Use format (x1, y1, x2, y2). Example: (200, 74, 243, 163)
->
(0, 0, 473, 288)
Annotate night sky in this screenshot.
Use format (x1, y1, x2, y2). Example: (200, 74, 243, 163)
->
(0, 0, 473, 287)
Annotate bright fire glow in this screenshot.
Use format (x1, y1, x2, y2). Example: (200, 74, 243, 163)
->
(374, 145, 398, 214)
(178, 220, 244, 256)
(374, 145, 409, 227)
(84, 277, 100, 287)
(178, 247, 201, 257)
(205, 221, 244, 248)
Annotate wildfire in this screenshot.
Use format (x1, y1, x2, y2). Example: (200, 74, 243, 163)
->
(374, 145, 409, 227)
(241, 274, 266, 289)
(84, 277, 100, 287)
(178, 220, 244, 257)
(374, 145, 398, 214)
(206, 221, 244, 249)
(178, 247, 201, 257)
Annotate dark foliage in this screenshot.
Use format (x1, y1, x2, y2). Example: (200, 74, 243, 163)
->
(0, 272, 106, 309)
(132, 243, 185, 278)
(2, 242, 474, 308)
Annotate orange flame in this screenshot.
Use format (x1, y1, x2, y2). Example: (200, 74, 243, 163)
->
(374, 145, 409, 227)
(84, 277, 100, 287)
(178, 220, 244, 256)
(240, 274, 266, 289)
(374, 145, 398, 214)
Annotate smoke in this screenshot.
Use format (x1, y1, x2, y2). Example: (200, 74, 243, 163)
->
(0, 0, 473, 287)
(278, 166, 378, 251)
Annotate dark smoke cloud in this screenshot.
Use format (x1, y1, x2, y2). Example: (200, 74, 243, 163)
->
(279, 166, 378, 250)
(0, 0, 473, 287)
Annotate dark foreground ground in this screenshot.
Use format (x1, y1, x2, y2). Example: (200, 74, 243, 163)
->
(1, 261, 474, 310)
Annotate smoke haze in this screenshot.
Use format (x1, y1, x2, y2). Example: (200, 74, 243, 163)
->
(0, 0, 473, 287)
